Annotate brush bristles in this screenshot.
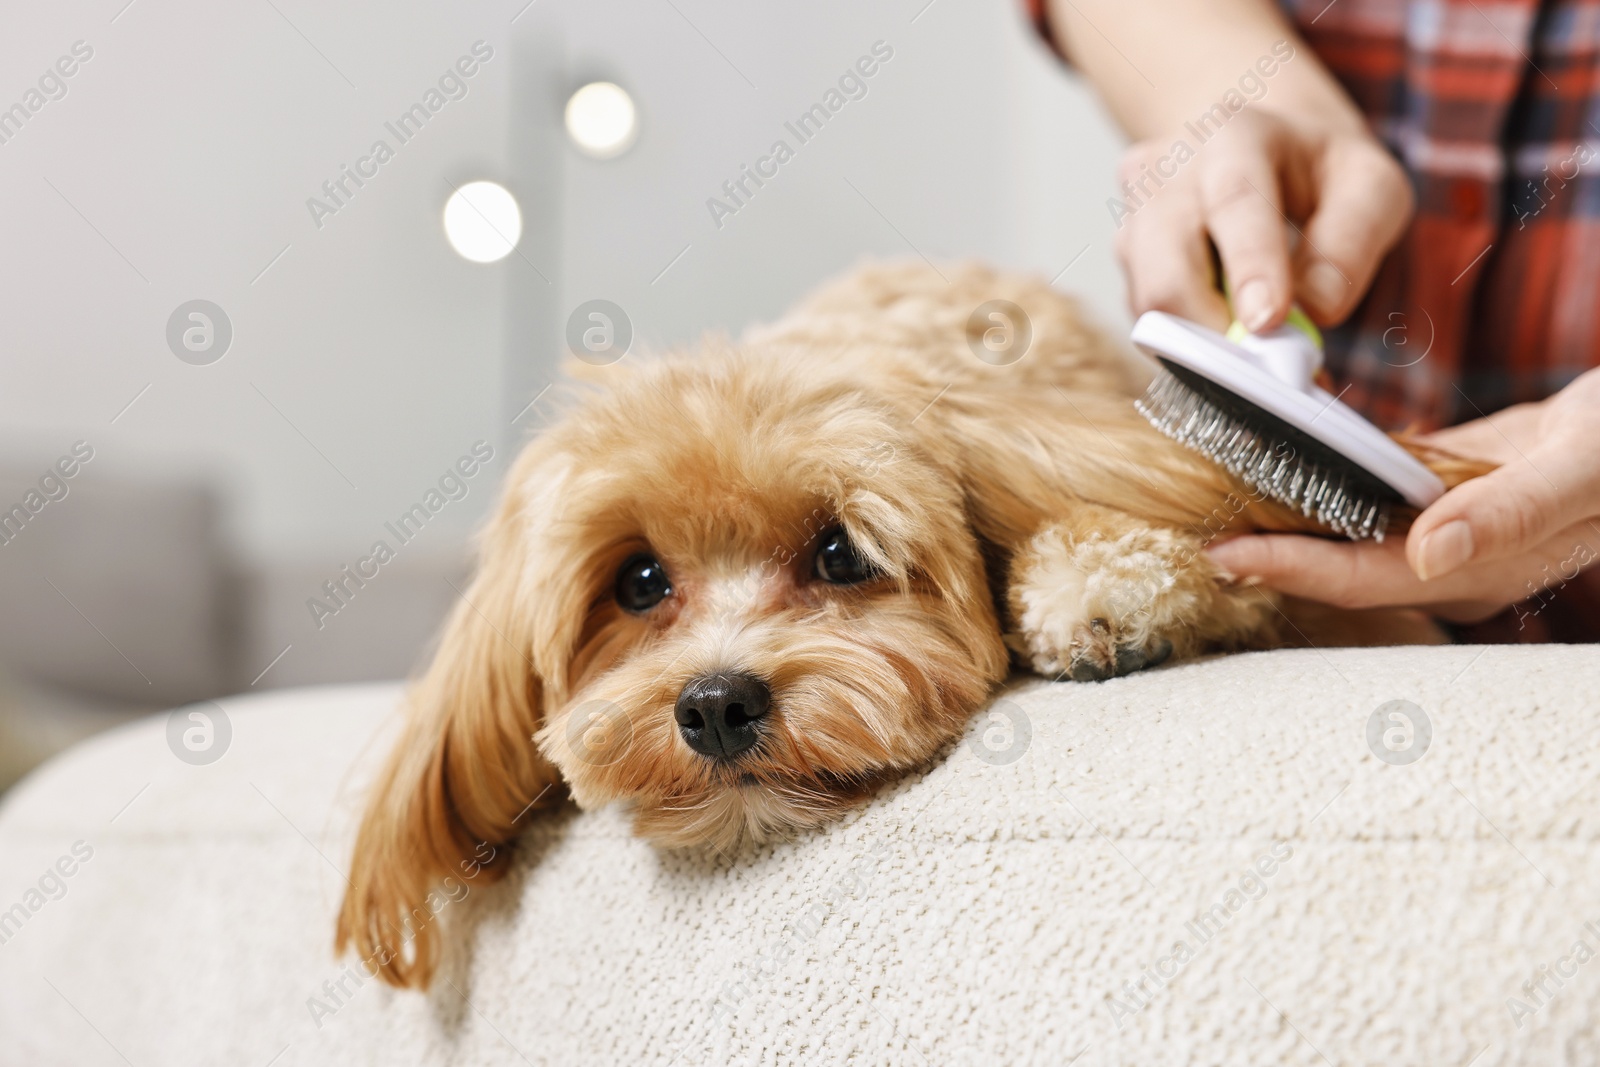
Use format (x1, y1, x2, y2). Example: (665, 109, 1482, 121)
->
(1136, 369, 1390, 541)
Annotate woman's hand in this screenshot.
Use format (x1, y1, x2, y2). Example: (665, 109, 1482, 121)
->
(1206, 369, 1600, 622)
(1114, 108, 1413, 333)
(1048, 0, 1410, 332)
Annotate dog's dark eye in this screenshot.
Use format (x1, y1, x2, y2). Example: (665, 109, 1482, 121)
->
(616, 554, 671, 612)
(814, 527, 873, 585)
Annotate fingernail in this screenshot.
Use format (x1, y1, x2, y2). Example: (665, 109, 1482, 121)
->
(1234, 279, 1275, 332)
(1302, 261, 1347, 313)
(1416, 520, 1474, 581)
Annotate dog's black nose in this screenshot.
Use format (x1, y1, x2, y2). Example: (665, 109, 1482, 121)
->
(675, 673, 771, 761)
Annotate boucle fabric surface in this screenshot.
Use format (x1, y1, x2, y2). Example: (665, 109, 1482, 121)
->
(1, 645, 1598, 1066)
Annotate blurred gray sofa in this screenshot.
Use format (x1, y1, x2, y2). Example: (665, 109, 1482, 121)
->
(0, 458, 464, 789)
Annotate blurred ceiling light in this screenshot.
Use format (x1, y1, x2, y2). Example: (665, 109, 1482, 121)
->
(564, 81, 637, 159)
(443, 181, 522, 263)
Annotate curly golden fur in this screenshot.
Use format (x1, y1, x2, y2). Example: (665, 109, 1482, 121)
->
(336, 262, 1473, 988)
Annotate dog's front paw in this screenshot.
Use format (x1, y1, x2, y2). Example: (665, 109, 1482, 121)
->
(1054, 616, 1174, 681)
(1006, 519, 1204, 682)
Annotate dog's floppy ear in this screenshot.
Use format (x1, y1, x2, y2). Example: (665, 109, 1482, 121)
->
(335, 462, 562, 989)
(923, 387, 1247, 544)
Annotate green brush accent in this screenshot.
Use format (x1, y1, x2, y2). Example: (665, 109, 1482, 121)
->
(1223, 305, 1322, 350)
(1215, 266, 1323, 350)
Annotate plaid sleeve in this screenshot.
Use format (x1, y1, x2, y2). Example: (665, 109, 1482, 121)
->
(1279, 0, 1600, 433)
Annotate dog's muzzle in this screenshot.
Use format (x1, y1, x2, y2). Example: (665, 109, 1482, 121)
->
(674, 673, 771, 761)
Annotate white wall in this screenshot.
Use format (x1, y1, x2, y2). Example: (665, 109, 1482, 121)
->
(0, 0, 520, 559)
(549, 0, 1130, 360)
(0, 0, 1129, 693)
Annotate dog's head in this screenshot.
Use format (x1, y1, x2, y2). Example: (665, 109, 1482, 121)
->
(338, 342, 1009, 986)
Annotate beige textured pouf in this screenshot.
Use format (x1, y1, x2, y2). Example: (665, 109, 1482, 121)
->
(1, 644, 1597, 1066)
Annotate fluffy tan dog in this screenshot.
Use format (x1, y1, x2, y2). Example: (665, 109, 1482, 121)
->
(337, 262, 1465, 987)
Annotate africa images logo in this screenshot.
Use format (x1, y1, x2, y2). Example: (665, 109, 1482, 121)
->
(166, 703, 232, 766)
(166, 300, 233, 365)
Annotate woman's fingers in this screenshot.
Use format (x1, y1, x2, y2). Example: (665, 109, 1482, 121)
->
(1406, 442, 1600, 580)
(1197, 121, 1293, 331)
(1205, 534, 1415, 608)
(1112, 162, 1232, 329)
(1415, 371, 1600, 578)
(1206, 520, 1600, 614)
(1422, 400, 1544, 460)
(1290, 139, 1414, 325)
(1116, 114, 1408, 334)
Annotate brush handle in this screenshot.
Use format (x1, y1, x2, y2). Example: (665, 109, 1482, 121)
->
(1213, 256, 1325, 394)
(1224, 306, 1324, 394)
(1130, 310, 1448, 511)
(1233, 327, 1320, 392)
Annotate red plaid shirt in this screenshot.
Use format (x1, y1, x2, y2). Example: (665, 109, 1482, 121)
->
(1279, 0, 1600, 433)
(1026, 0, 1600, 640)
